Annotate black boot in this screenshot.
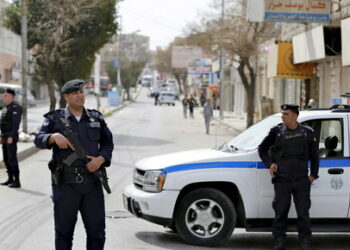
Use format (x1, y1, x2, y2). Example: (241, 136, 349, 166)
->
(299, 237, 311, 250)
(8, 176, 20, 188)
(1, 176, 13, 186)
(272, 237, 285, 250)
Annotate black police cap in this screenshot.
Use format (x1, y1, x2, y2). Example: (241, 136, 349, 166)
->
(4, 88, 15, 96)
(61, 79, 85, 94)
(281, 104, 299, 114)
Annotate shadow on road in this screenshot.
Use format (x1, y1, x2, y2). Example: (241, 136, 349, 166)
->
(115, 134, 173, 147)
(135, 231, 350, 250)
(14, 188, 47, 197)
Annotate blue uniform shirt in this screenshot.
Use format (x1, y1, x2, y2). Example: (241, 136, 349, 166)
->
(0, 102, 22, 138)
(34, 108, 114, 183)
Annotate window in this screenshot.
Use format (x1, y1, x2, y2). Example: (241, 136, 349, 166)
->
(303, 119, 343, 158)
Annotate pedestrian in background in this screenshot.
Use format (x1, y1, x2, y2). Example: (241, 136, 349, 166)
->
(203, 99, 213, 134)
(188, 95, 196, 119)
(0, 88, 22, 188)
(182, 95, 188, 118)
(258, 104, 319, 250)
(34, 79, 114, 250)
(154, 91, 159, 105)
(305, 98, 317, 109)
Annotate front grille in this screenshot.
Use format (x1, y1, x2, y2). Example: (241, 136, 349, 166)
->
(133, 168, 145, 190)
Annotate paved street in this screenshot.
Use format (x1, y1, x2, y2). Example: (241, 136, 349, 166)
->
(0, 88, 349, 250)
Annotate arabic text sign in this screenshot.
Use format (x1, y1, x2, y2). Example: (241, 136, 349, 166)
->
(265, 0, 330, 23)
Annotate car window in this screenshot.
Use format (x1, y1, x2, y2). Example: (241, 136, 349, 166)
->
(302, 119, 343, 158)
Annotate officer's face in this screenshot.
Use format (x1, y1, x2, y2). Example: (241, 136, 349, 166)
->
(64, 89, 85, 108)
(281, 109, 298, 124)
(2, 93, 14, 106)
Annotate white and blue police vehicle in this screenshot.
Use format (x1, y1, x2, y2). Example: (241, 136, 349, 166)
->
(123, 106, 350, 246)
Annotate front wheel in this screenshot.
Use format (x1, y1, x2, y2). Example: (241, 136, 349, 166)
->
(175, 188, 236, 246)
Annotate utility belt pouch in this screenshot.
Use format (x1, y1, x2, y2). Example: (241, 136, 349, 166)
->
(48, 160, 63, 186)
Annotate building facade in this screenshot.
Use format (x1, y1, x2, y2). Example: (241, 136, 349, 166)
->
(0, 0, 21, 85)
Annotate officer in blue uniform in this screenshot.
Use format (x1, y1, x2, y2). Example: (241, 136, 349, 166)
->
(0, 88, 22, 188)
(34, 79, 114, 250)
(258, 104, 319, 250)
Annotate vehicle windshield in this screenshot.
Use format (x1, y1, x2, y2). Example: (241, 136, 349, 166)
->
(226, 114, 282, 151)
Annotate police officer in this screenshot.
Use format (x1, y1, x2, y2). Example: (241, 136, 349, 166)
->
(0, 88, 22, 188)
(258, 104, 319, 250)
(34, 79, 114, 250)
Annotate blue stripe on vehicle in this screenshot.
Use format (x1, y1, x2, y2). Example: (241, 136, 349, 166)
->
(163, 159, 350, 173)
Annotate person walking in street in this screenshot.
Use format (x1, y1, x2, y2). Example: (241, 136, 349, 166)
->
(188, 95, 196, 119)
(34, 79, 114, 250)
(203, 99, 213, 134)
(0, 88, 22, 188)
(182, 95, 188, 118)
(258, 104, 319, 250)
(154, 91, 159, 105)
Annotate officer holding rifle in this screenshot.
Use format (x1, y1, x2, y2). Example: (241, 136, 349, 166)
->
(34, 79, 114, 250)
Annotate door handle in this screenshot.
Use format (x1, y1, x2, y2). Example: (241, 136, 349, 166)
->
(328, 168, 344, 175)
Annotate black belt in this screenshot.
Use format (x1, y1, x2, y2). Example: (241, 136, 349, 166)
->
(62, 165, 90, 174)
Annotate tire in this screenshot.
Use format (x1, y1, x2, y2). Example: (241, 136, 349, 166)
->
(175, 188, 236, 246)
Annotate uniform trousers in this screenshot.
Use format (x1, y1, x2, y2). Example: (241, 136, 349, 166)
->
(272, 177, 311, 239)
(2, 137, 19, 178)
(52, 181, 105, 250)
(204, 115, 212, 134)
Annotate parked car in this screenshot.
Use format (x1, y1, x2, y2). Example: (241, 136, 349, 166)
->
(0, 83, 36, 109)
(158, 92, 176, 106)
(123, 107, 350, 246)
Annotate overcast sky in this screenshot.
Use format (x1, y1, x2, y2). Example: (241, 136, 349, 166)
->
(119, 0, 214, 50)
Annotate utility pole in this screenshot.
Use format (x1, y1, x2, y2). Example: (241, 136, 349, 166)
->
(219, 0, 225, 119)
(94, 54, 101, 110)
(21, 0, 28, 133)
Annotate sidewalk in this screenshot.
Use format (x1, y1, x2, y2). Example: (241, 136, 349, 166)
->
(219, 111, 247, 133)
(0, 86, 142, 168)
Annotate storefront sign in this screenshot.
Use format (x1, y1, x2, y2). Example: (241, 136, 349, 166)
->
(268, 41, 315, 79)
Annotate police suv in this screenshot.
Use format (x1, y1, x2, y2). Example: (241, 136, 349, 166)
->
(123, 107, 350, 246)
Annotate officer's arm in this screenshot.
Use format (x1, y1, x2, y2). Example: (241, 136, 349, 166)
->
(98, 118, 114, 167)
(34, 116, 55, 149)
(9, 105, 22, 138)
(308, 130, 319, 179)
(258, 128, 277, 168)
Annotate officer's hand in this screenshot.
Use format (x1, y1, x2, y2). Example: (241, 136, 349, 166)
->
(86, 155, 105, 172)
(49, 133, 75, 150)
(269, 163, 278, 176)
(7, 137, 13, 144)
(308, 176, 316, 183)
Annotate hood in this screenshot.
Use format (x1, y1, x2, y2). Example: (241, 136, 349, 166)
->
(135, 148, 233, 171)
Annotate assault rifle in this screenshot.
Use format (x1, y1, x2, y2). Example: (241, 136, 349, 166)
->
(63, 129, 112, 194)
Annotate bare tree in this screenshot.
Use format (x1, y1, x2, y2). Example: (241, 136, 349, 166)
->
(183, 0, 279, 127)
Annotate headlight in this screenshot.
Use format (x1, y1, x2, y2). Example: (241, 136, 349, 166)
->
(133, 169, 167, 192)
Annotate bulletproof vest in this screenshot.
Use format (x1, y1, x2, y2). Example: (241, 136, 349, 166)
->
(272, 125, 309, 162)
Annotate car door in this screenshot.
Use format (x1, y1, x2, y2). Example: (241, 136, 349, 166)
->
(298, 114, 350, 218)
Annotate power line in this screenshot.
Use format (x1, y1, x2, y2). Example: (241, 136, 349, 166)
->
(122, 6, 183, 33)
